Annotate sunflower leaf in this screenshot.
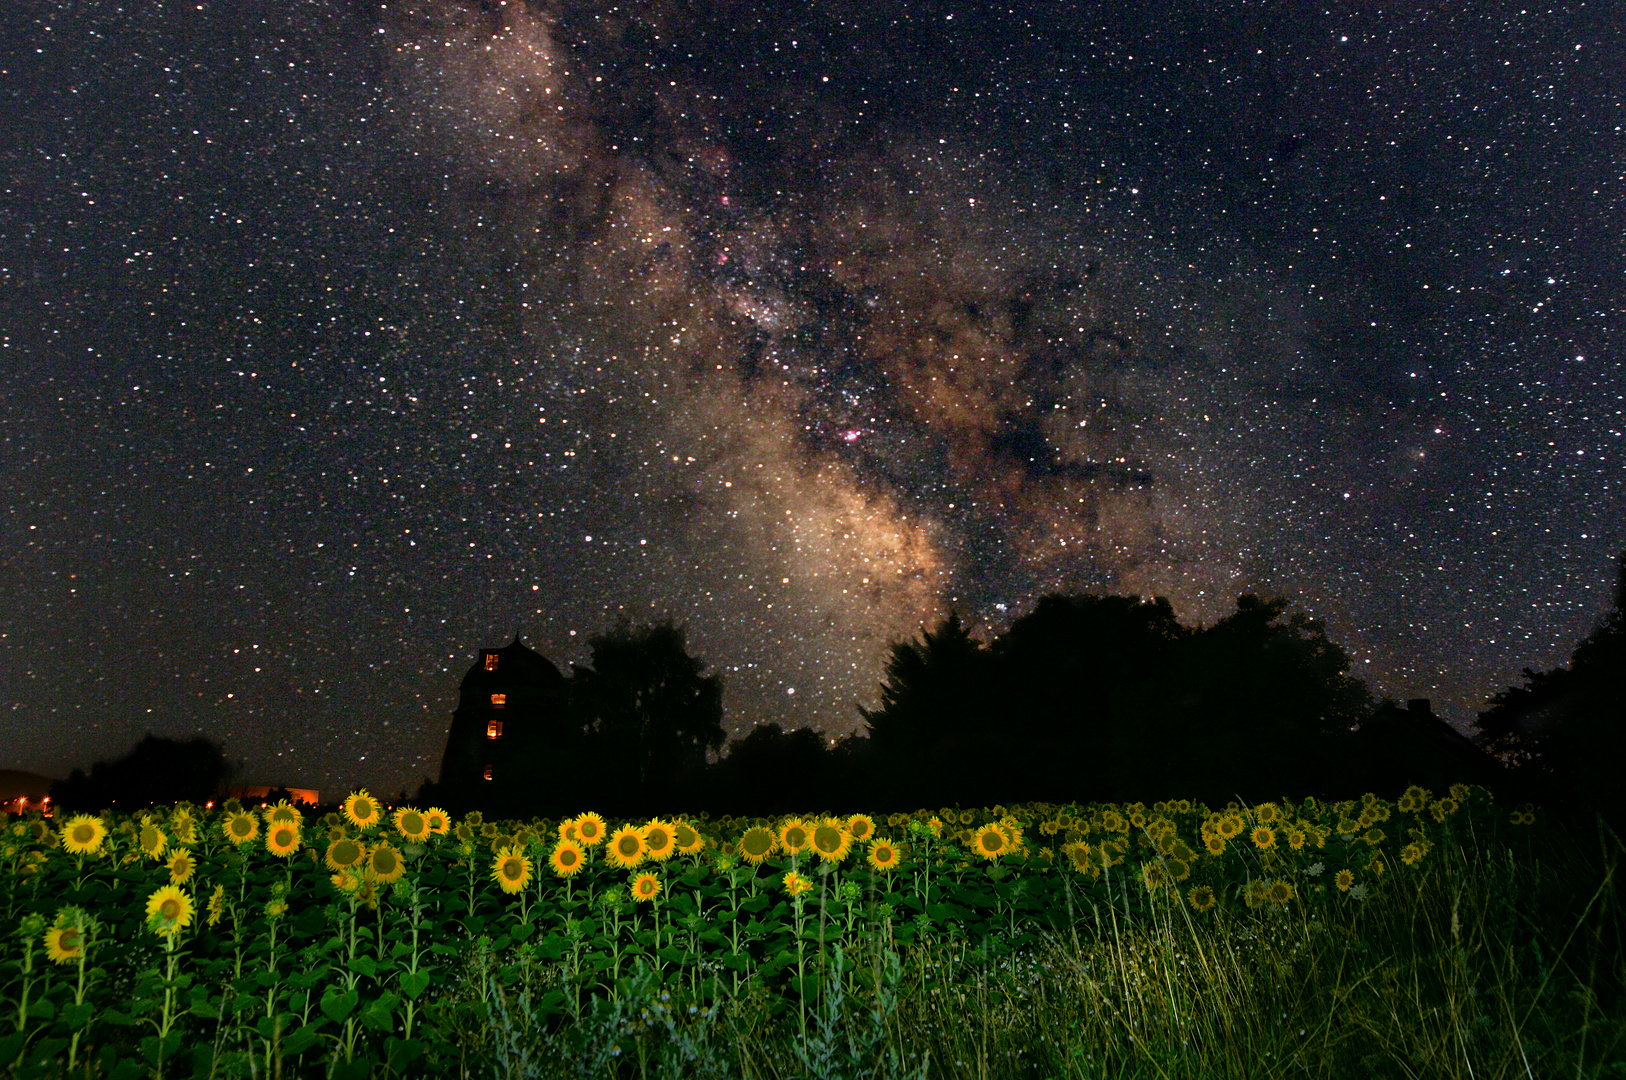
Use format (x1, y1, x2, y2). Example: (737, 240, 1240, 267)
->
(319, 987, 358, 1025)
(280, 1025, 322, 1057)
(398, 970, 431, 1001)
(186, 998, 220, 1021)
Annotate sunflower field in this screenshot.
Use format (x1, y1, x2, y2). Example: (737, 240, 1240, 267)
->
(1, 784, 1620, 1079)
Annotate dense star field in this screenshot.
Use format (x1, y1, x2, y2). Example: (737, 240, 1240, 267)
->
(0, 0, 1620, 795)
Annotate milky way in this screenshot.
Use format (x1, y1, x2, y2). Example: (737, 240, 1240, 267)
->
(1, 0, 1620, 795)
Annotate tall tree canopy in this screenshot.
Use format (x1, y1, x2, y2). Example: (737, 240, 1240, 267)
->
(860, 592, 1382, 806)
(1474, 549, 1626, 825)
(565, 618, 726, 814)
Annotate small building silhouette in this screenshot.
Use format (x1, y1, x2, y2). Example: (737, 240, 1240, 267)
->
(1349, 697, 1518, 799)
(436, 635, 567, 798)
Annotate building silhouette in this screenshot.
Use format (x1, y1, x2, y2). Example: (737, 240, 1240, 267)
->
(436, 635, 567, 799)
(1349, 697, 1519, 799)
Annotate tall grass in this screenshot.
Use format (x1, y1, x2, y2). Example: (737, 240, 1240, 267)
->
(457, 811, 1623, 1079)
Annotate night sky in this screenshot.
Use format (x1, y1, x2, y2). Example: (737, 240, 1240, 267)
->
(2, 0, 1620, 798)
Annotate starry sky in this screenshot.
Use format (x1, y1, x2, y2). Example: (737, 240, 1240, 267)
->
(2, 0, 1621, 798)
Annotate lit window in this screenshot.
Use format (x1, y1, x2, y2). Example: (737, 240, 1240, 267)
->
(490, 693, 506, 708)
(485, 653, 499, 671)
(482, 764, 493, 781)
(487, 719, 503, 738)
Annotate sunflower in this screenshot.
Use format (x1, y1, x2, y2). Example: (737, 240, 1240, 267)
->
(606, 826, 647, 869)
(138, 822, 168, 861)
(811, 820, 853, 863)
(265, 823, 301, 859)
(738, 826, 777, 864)
(642, 819, 678, 862)
(171, 812, 199, 847)
(782, 870, 813, 898)
(61, 815, 107, 856)
(778, 819, 811, 856)
(1066, 842, 1095, 874)
(206, 885, 225, 927)
(631, 872, 662, 903)
(573, 812, 607, 846)
(1186, 885, 1217, 912)
(557, 820, 578, 842)
(674, 820, 705, 855)
(866, 838, 902, 872)
(343, 790, 381, 831)
(492, 847, 532, 894)
(1287, 829, 1307, 851)
(1215, 815, 1241, 840)
(264, 800, 302, 827)
(971, 824, 1009, 860)
(166, 849, 197, 885)
(331, 870, 362, 895)
(1400, 843, 1425, 866)
(550, 840, 586, 877)
(145, 885, 195, 937)
(424, 808, 451, 836)
(1267, 879, 1295, 904)
(222, 811, 260, 845)
(43, 923, 85, 964)
(1362, 827, 1385, 847)
(1335, 818, 1361, 836)
(1334, 869, 1355, 892)
(1250, 826, 1276, 851)
(1204, 835, 1226, 857)
(1255, 803, 1281, 826)
(393, 807, 430, 843)
(847, 814, 876, 843)
(368, 842, 406, 884)
(325, 837, 367, 872)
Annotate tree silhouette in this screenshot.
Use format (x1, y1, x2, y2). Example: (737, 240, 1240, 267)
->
(565, 618, 726, 815)
(859, 613, 999, 806)
(993, 593, 1189, 800)
(860, 592, 1389, 806)
(703, 723, 834, 814)
(1147, 594, 1377, 803)
(51, 734, 233, 812)
(1474, 549, 1626, 827)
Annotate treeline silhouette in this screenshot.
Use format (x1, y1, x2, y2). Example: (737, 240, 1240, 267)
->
(425, 559, 1625, 828)
(47, 553, 1623, 829)
(50, 735, 233, 812)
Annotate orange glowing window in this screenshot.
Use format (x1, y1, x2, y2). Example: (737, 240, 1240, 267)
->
(485, 653, 499, 671)
(490, 693, 506, 709)
(486, 719, 503, 738)
(482, 764, 493, 781)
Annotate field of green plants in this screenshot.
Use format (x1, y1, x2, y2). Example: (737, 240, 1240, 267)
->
(2, 783, 1621, 1079)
